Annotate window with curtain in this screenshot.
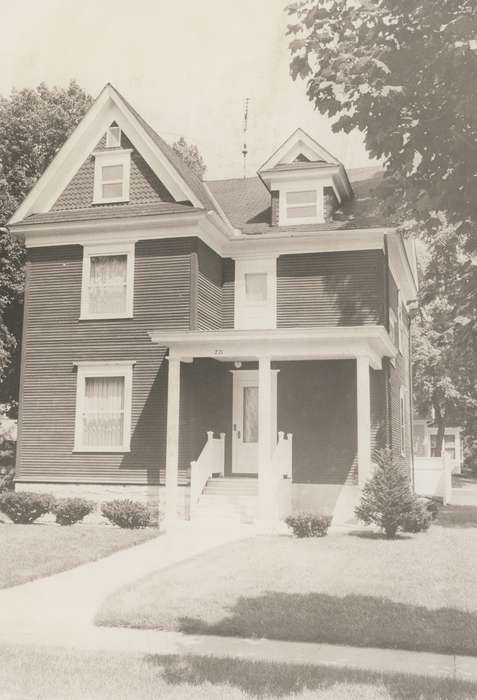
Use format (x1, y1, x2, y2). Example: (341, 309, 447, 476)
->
(243, 386, 258, 443)
(88, 254, 128, 315)
(82, 376, 125, 449)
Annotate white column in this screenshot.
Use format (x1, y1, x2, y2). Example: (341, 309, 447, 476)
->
(258, 356, 273, 520)
(165, 357, 181, 520)
(356, 355, 371, 487)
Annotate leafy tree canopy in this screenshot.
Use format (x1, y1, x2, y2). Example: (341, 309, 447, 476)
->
(172, 136, 206, 179)
(0, 81, 92, 414)
(287, 0, 477, 236)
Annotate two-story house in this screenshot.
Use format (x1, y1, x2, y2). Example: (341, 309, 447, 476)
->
(9, 84, 418, 525)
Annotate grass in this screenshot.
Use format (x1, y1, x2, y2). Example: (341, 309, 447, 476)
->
(97, 506, 477, 656)
(1, 645, 476, 699)
(0, 522, 158, 589)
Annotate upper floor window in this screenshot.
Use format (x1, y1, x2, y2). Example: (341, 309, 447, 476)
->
(278, 185, 323, 225)
(93, 149, 131, 204)
(234, 257, 277, 330)
(106, 125, 121, 148)
(80, 243, 135, 320)
(74, 361, 134, 452)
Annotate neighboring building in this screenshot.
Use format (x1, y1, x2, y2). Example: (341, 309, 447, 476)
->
(413, 419, 463, 474)
(9, 84, 418, 524)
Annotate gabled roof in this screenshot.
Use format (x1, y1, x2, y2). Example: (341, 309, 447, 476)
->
(206, 166, 386, 234)
(9, 83, 220, 225)
(259, 127, 340, 171)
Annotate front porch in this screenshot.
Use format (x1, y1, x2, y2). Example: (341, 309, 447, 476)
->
(150, 327, 395, 525)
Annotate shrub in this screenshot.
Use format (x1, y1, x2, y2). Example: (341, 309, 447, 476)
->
(101, 499, 152, 529)
(0, 466, 15, 493)
(401, 500, 433, 533)
(0, 491, 54, 524)
(355, 448, 428, 538)
(285, 513, 331, 538)
(53, 497, 95, 526)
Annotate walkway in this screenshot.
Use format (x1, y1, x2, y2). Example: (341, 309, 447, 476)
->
(0, 519, 254, 633)
(0, 519, 476, 685)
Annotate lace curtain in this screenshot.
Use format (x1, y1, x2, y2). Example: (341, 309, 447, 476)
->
(83, 376, 125, 448)
(88, 255, 127, 315)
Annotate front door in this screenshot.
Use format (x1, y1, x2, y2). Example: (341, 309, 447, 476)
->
(232, 370, 278, 474)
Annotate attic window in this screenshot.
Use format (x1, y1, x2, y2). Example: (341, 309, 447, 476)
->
(93, 149, 131, 204)
(286, 190, 317, 219)
(106, 125, 121, 148)
(294, 153, 310, 163)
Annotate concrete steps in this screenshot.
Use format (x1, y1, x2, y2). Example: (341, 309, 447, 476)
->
(192, 477, 258, 523)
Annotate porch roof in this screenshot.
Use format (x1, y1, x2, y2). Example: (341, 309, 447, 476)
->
(148, 325, 396, 370)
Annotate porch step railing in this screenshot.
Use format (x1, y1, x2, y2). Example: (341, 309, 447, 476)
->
(269, 431, 293, 519)
(190, 431, 225, 507)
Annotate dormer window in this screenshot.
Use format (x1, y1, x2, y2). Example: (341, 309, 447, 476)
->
(93, 149, 131, 204)
(106, 125, 121, 148)
(278, 185, 323, 225)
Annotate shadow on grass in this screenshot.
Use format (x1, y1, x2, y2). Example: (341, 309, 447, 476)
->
(145, 654, 477, 699)
(348, 529, 414, 540)
(178, 592, 477, 657)
(436, 505, 477, 528)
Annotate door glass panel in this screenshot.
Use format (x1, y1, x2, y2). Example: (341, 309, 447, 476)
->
(243, 386, 258, 443)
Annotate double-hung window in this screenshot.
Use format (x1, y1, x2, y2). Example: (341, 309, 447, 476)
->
(74, 362, 134, 452)
(81, 243, 135, 319)
(279, 186, 323, 225)
(93, 149, 131, 204)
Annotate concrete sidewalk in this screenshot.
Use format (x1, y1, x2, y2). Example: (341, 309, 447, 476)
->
(0, 520, 254, 632)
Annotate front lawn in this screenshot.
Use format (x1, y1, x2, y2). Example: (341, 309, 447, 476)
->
(0, 523, 158, 588)
(97, 508, 477, 656)
(1, 645, 476, 700)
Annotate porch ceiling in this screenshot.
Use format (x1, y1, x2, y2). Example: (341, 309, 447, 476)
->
(148, 326, 395, 369)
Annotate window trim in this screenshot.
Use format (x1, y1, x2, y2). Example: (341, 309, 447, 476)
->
(278, 182, 324, 225)
(234, 257, 277, 330)
(93, 149, 132, 204)
(80, 242, 135, 320)
(397, 290, 403, 354)
(389, 308, 398, 348)
(73, 361, 134, 453)
(399, 386, 406, 456)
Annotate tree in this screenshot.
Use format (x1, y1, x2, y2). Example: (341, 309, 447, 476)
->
(355, 449, 429, 537)
(0, 81, 92, 415)
(172, 136, 206, 179)
(287, 0, 477, 234)
(412, 220, 477, 454)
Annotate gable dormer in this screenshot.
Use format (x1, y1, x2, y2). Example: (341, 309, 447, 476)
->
(258, 129, 353, 227)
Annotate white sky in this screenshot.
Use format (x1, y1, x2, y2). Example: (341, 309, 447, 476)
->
(1, 0, 374, 180)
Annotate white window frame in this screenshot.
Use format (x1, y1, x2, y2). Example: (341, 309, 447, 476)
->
(93, 149, 132, 204)
(73, 361, 134, 453)
(80, 242, 135, 320)
(106, 125, 121, 148)
(400, 386, 406, 456)
(234, 257, 277, 329)
(278, 182, 324, 225)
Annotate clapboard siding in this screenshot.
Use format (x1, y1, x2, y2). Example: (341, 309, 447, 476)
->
(194, 240, 235, 330)
(17, 238, 195, 484)
(277, 250, 385, 327)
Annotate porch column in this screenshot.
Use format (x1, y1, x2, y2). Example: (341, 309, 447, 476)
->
(356, 355, 372, 486)
(165, 357, 181, 520)
(258, 356, 273, 520)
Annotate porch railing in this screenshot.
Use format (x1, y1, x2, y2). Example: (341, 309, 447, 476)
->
(190, 431, 225, 507)
(270, 431, 293, 519)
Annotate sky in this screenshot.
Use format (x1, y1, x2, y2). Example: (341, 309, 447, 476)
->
(0, 0, 374, 180)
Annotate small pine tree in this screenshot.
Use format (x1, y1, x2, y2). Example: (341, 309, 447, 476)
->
(355, 449, 416, 538)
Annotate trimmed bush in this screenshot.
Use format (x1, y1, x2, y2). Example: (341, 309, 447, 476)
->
(402, 500, 433, 533)
(53, 497, 95, 526)
(101, 499, 152, 529)
(285, 513, 331, 538)
(0, 491, 54, 524)
(355, 448, 431, 538)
